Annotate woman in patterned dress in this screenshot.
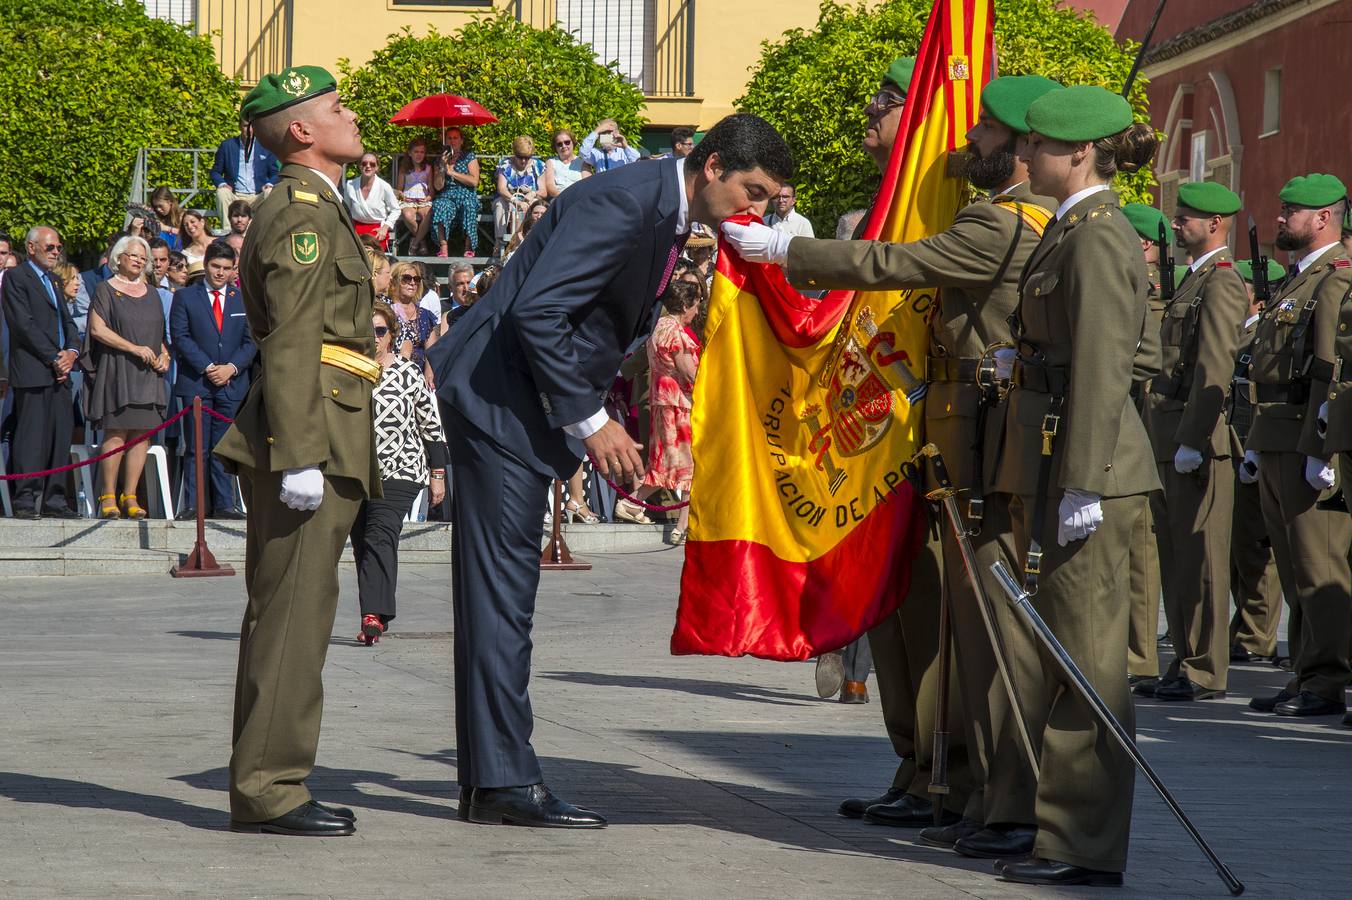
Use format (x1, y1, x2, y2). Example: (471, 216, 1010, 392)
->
(431, 127, 481, 258)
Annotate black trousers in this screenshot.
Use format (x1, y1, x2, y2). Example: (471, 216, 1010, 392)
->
(446, 409, 551, 788)
(350, 477, 422, 621)
(11, 382, 75, 512)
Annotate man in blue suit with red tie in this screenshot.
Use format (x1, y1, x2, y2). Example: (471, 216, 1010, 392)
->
(428, 114, 793, 829)
(170, 241, 255, 519)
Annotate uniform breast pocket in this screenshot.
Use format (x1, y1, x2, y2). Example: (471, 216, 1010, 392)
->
(1161, 302, 1192, 346)
(335, 255, 371, 286)
(1023, 270, 1060, 301)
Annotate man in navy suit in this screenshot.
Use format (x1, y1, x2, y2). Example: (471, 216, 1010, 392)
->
(428, 114, 793, 828)
(211, 116, 282, 230)
(170, 241, 255, 519)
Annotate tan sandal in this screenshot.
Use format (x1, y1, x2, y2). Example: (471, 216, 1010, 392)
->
(613, 498, 653, 525)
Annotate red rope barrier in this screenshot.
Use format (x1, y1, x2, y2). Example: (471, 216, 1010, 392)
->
(0, 406, 194, 481)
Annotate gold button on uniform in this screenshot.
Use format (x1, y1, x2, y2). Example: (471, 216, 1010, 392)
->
(1340, 323, 1347, 332)
(266, 436, 275, 445)
(331, 388, 340, 397)
(1331, 391, 1339, 400)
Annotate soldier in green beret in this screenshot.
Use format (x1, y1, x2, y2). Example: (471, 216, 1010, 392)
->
(1141, 182, 1248, 702)
(986, 84, 1160, 887)
(214, 65, 380, 836)
(1243, 173, 1352, 719)
(1226, 258, 1283, 665)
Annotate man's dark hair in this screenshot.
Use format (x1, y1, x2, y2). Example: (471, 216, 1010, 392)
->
(671, 126, 695, 145)
(205, 240, 238, 265)
(0, 231, 10, 249)
(168, 250, 188, 267)
(686, 113, 794, 182)
(148, 237, 171, 252)
(228, 199, 253, 220)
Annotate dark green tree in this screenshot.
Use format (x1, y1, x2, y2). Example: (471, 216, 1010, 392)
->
(339, 13, 646, 188)
(738, 0, 1153, 234)
(0, 0, 240, 253)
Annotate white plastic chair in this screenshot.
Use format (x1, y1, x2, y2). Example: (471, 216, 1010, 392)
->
(144, 444, 175, 519)
(404, 487, 428, 523)
(0, 445, 12, 518)
(68, 445, 98, 518)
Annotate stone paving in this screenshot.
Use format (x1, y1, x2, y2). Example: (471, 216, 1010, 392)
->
(0, 546, 1346, 898)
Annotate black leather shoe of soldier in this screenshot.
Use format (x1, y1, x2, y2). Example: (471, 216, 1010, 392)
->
(468, 784, 606, 828)
(1230, 644, 1254, 662)
(1274, 691, 1346, 717)
(230, 801, 355, 836)
(1154, 676, 1225, 702)
(309, 799, 355, 821)
(838, 786, 905, 819)
(955, 824, 1037, 859)
(998, 857, 1123, 887)
(864, 792, 957, 828)
(918, 817, 983, 848)
(456, 785, 472, 822)
(1249, 689, 1295, 712)
(1129, 675, 1160, 697)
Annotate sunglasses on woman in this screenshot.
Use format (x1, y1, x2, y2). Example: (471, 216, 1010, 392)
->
(399, 274, 421, 284)
(373, 326, 390, 337)
(555, 140, 572, 148)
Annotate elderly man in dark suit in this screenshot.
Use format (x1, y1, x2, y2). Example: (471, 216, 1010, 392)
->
(1, 226, 81, 518)
(170, 240, 255, 520)
(429, 113, 793, 828)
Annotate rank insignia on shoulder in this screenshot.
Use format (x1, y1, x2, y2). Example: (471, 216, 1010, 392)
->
(1335, 259, 1350, 268)
(292, 232, 320, 265)
(293, 189, 319, 204)
(1216, 260, 1233, 268)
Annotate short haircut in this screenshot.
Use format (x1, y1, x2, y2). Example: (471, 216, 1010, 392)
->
(148, 237, 171, 252)
(227, 199, 253, 219)
(0, 231, 11, 248)
(450, 263, 473, 280)
(205, 240, 238, 265)
(671, 126, 695, 145)
(660, 278, 700, 315)
(109, 235, 151, 272)
(512, 135, 535, 157)
(685, 113, 794, 182)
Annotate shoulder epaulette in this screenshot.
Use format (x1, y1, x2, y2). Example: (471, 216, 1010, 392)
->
(291, 187, 319, 204)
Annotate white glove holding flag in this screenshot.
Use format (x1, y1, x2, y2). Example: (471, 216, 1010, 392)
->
(1057, 488, 1103, 547)
(1173, 444, 1204, 475)
(280, 466, 325, 511)
(1304, 456, 1336, 492)
(1317, 400, 1329, 438)
(1238, 450, 1260, 485)
(993, 347, 1017, 381)
(720, 221, 792, 265)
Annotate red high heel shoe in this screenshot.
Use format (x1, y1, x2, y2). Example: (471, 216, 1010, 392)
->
(359, 614, 385, 646)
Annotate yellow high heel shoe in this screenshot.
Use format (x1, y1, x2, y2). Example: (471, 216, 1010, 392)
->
(120, 493, 147, 520)
(98, 493, 121, 519)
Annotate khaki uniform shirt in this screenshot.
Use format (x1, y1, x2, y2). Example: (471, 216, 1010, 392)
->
(215, 163, 381, 495)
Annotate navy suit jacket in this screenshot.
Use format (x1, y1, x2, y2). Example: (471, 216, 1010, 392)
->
(429, 157, 682, 480)
(210, 137, 281, 191)
(1, 262, 80, 389)
(170, 281, 255, 402)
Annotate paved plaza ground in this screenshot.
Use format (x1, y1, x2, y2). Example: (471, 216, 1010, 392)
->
(0, 546, 1347, 898)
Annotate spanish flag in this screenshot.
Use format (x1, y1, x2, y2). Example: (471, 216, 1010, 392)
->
(671, 0, 995, 660)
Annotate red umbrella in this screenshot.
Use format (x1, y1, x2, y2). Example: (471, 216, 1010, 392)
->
(389, 94, 498, 128)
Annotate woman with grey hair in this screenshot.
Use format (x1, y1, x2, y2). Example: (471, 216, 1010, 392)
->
(82, 234, 170, 518)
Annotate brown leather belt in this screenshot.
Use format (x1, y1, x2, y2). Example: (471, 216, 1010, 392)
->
(1011, 359, 1069, 394)
(926, 356, 981, 383)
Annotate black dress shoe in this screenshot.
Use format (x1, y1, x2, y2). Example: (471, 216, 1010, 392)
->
(1274, 690, 1347, 717)
(918, 817, 982, 848)
(456, 785, 471, 822)
(999, 857, 1123, 887)
(838, 786, 905, 819)
(13, 507, 40, 520)
(955, 824, 1037, 859)
(468, 784, 606, 828)
(44, 505, 80, 519)
(212, 508, 247, 520)
(864, 792, 958, 828)
(230, 800, 355, 836)
(175, 507, 198, 521)
(1273, 655, 1294, 671)
(309, 799, 355, 821)
(1249, 689, 1294, 712)
(1130, 675, 1160, 697)
(1230, 644, 1254, 662)
(1154, 676, 1225, 702)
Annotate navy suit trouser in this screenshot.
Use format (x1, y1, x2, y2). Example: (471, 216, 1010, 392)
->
(446, 409, 551, 788)
(182, 394, 240, 513)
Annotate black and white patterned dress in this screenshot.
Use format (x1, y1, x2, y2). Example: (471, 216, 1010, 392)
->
(373, 356, 445, 484)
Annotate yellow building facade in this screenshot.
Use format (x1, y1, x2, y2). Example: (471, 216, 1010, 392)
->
(170, 0, 839, 130)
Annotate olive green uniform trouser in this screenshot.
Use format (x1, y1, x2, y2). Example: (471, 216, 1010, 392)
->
(229, 469, 364, 821)
(1126, 497, 1161, 677)
(1229, 474, 1282, 657)
(1156, 460, 1234, 691)
(871, 528, 973, 814)
(1258, 451, 1352, 702)
(1008, 492, 1145, 874)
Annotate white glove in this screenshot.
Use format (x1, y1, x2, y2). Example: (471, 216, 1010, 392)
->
(720, 220, 792, 265)
(1317, 400, 1329, 438)
(1173, 444, 1204, 475)
(280, 466, 325, 511)
(1304, 456, 1336, 492)
(993, 347, 1017, 381)
(1238, 450, 1259, 485)
(1056, 488, 1103, 547)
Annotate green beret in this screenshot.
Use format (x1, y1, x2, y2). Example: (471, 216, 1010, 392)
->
(1122, 203, 1171, 242)
(882, 57, 916, 94)
(981, 75, 1061, 134)
(1233, 258, 1286, 284)
(1176, 181, 1241, 216)
(241, 65, 338, 123)
(1025, 84, 1133, 142)
(1278, 173, 1347, 208)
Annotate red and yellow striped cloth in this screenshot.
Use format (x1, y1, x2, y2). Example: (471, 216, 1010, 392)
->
(671, 0, 995, 660)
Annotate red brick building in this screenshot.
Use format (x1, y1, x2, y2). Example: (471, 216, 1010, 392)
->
(1115, 0, 1352, 255)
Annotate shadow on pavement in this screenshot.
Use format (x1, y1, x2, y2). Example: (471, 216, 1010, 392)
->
(0, 772, 225, 831)
(538, 670, 821, 706)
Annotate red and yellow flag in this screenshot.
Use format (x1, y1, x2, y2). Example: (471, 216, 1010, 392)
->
(671, 0, 995, 660)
